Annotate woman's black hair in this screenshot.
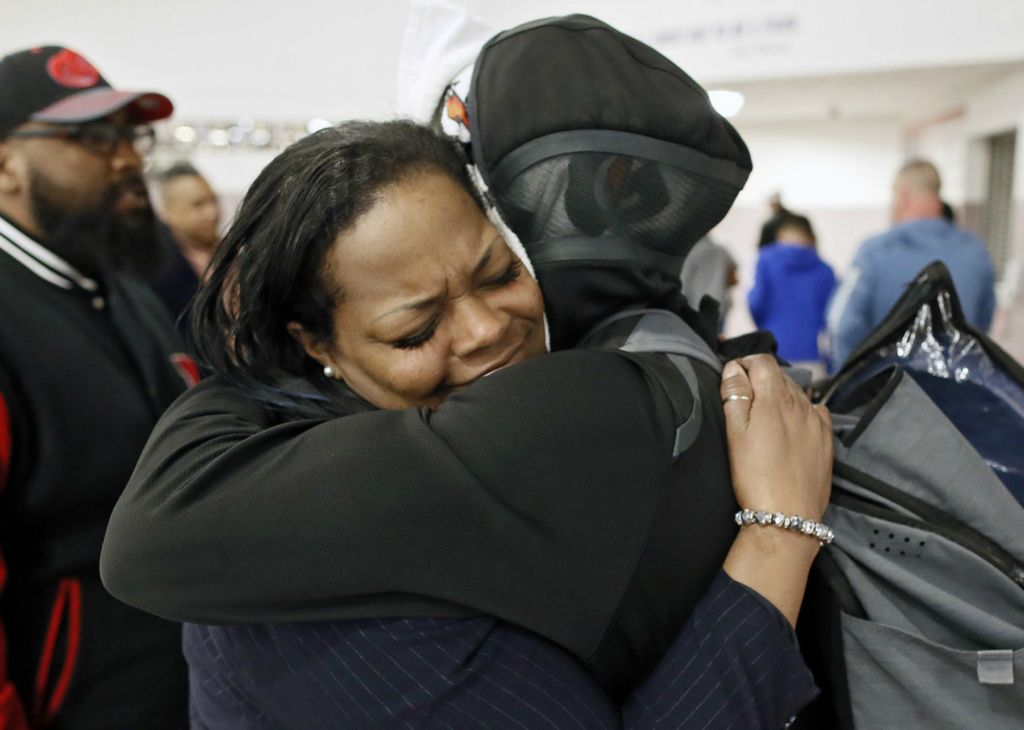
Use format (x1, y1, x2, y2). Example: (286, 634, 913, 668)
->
(189, 120, 475, 403)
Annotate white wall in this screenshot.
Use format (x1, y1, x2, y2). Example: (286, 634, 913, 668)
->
(960, 67, 1024, 359)
(466, 0, 1024, 84)
(733, 119, 902, 210)
(964, 68, 1024, 140)
(5, 0, 412, 120)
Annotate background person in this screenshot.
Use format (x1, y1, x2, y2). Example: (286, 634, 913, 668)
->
(0, 46, 190, 728)
(827, 158, 996, 367)
(157, 162, 221, 278)
(748, 214, 836, 376)
(757, 191, 792, 249)
(150, 162, 221, 336)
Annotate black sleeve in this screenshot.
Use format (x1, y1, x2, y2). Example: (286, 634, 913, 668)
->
(101, 349, 680, 659)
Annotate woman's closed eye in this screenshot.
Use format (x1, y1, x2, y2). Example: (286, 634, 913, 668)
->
(485, 260, 522, 288)
(390, 261, 523, 351)
(392, 316, 440, 350)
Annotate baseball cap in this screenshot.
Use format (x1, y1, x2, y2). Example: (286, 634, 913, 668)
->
(0, 46, 173, 139)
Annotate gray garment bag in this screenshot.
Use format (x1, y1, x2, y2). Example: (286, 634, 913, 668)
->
(820, 366, 1024, 729)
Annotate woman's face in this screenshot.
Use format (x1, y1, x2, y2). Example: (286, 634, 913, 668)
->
(296, 170, 547, 410)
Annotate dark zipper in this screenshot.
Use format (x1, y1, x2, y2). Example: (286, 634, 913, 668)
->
(833, 462, 1024, 589)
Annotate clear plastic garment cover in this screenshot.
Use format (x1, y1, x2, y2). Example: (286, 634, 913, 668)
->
(825, 261, 1024, 505)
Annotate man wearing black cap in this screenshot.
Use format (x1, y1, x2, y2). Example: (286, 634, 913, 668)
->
(0, 46, 190, 728)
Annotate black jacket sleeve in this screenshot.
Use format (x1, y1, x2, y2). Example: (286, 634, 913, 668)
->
(102, 349, 681, 661)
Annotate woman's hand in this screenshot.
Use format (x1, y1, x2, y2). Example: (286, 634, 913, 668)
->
(720, 355, 832, 521)
(719, 355, 834, 627)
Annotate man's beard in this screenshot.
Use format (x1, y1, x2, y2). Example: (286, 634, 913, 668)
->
(28, 170, 162, 279)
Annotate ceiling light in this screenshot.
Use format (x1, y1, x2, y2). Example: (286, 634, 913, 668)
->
(207, 128, 230, 147)
(708, 90, 745, 118)
(250, 127, 273, 147)
(173, 125, 197, 144)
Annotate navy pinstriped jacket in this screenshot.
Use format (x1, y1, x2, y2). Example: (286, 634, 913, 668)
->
(186, 571, 816, 729)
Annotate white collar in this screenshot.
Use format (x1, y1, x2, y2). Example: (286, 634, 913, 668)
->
(395, 0, 494, 122)
(0, 214, 100, 292)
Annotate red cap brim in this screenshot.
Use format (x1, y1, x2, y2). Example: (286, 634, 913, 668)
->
(31, 87, 173, 124)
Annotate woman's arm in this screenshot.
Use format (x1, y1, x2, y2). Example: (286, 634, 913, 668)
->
(187, 568, 814, 730)
(624, 570, 816, 728)
(718, 355, 833, 627)
(626, 355, 830, 726)
(627, 355, 829, 726)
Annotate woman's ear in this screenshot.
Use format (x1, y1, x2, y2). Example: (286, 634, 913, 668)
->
(286, 321, 334, 371)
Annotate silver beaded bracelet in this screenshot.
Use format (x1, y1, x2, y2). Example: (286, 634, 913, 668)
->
(734, 508, 835, 545)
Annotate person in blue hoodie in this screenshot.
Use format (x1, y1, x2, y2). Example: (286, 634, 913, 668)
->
(748, 213, 836, 373)
(827, 159, 996, 367)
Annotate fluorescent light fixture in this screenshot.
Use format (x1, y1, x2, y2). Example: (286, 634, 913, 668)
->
(250, 127, 273, 147)
(207, 128, 230, 147)
(708, 90, 745, 118)
(173, 125, 197, 144)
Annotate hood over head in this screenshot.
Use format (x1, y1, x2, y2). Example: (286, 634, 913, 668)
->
(400, 8, 752, 349)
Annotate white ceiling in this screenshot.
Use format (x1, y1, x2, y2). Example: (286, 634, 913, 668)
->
(722, 62, 1024, 125)
(6, 1, 1023, 125)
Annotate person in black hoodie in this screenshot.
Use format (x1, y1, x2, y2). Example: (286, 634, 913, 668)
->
(102, 120, 833, 728)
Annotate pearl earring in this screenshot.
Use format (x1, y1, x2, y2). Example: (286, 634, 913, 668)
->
(323, 365, 336, 379)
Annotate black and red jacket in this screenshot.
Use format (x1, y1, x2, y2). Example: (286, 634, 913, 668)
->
(0, 215, 194, 728)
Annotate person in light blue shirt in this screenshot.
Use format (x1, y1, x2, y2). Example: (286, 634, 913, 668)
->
(828, 159, 996, 368)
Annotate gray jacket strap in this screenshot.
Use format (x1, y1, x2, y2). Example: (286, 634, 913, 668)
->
(602, 309, 720, 458)
(667, 354, 702, 458)
(612, 309, 723, 375)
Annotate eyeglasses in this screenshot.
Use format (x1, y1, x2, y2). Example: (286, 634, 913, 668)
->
(7, 123, 157, 157)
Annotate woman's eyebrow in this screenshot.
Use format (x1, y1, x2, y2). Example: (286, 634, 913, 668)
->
(373, 234, 504, 324)
(373, 293, 445, 324)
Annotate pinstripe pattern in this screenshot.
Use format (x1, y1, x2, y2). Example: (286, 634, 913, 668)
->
(186, 572, 816, 729)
